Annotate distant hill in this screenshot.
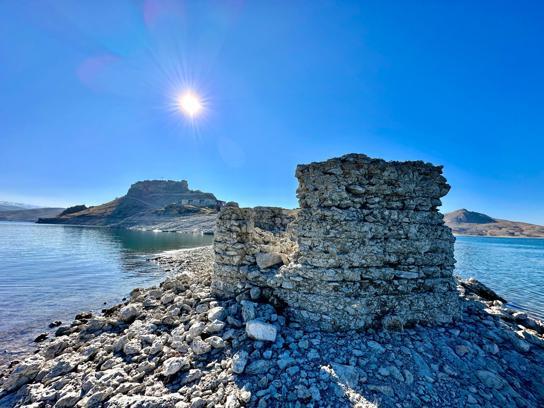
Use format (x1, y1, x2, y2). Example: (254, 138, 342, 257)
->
(0, 208, 64, 222)
(0, 201, 42, 211)
(444, 209, 544, 238)
(37, 180, 222, 234)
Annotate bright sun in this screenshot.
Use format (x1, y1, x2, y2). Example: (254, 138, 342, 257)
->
(178, 91, 203, 118)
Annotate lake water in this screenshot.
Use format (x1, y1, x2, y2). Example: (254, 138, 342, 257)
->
(0, 224, 543, 365)
(0, 222, 212, 363)
(454, 236, 544, 320)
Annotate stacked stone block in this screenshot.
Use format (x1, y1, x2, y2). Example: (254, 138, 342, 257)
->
(212, 154, 461, 331)
(276, 154, 460, 330)
(212, 205, 297, 297)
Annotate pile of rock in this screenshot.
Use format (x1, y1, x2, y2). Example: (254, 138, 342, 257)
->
(0, 248, 283, 408)
(213, 154, 461, 330)
(2, 247, 543, 408)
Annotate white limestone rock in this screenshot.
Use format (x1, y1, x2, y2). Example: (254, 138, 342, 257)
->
(245, 320, 277, 342)
(207, 306, 227, 321)
(162, 357, 190, 376)
(191, 337, 211, 355)
(256, 252, 284, 269)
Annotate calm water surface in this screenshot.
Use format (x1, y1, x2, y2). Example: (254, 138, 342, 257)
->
(455, 236, 544, 320)
(0, 222, 212, 362)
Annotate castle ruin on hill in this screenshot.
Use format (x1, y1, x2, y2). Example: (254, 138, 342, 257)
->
(212, 154, 460, 330)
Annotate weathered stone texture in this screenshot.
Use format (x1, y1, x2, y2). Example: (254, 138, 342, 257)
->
(212, 205, 297, 297)
(212, 154, 461, 330)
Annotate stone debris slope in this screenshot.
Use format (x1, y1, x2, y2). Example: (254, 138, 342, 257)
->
(1, 246, 543, 407)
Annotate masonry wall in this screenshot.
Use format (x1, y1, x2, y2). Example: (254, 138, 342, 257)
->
(212, 205, 297, 297)
(212, 154, 461, 331)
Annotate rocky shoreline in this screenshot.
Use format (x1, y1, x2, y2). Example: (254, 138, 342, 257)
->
(128, 213, 217, 235)
(1, 246, 543, 407)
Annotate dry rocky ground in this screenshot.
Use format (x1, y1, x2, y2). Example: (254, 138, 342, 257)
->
(1, 246, 543, 407)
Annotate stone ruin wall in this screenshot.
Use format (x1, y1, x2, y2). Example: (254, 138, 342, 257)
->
(212, 154, 461, 331)
(212, 206, 298, 297)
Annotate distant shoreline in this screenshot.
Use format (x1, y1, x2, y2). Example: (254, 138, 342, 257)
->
(454, 233, 544, 239)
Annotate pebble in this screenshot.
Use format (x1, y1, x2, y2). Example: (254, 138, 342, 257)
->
(232, 351, 249, 374)
(162, 357, 190, 376)
(207, 306, 227, 322)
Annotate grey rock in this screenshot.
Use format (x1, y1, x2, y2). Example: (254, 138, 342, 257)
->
(2, 356, 44, 391)
(367, 340, 385, 353)
(256, 252, 283, 269)
(225, 395, 240, 408)
(191, 337, 211, 355)
(118, 304, 142, 322)
(476, 370, 506, 389)
(206, 336, 225, 349)
(190, 397, 206, 408)
(241, 301, 257, 322)
(245, 360, 273, 375)
(250, 287, 261, 300)
(123, 339, 141, 355)
(55, 392, 81, 407)
(232, 351, 249, 374)
(330, 363, 360, 388)
(162, 357, 190, 376)
(205, 320, 225, 334)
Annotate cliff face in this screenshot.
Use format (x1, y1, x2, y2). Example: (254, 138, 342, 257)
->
(445, 209, 544, 237)
(37, 180, 220, 233)
(112, 180, 190, 218)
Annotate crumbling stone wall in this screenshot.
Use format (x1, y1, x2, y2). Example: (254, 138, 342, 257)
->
(213, 154, 460, 331)
(212, 205, 297, 297)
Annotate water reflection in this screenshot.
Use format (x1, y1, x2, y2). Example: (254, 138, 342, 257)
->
(0, 222, 212, 362)
(105, 227, 213, 252)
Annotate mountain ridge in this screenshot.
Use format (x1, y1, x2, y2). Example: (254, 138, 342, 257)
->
(0, 201, 43, 211)
(444, 209, 544, 238)
(0, 208, 65, 222)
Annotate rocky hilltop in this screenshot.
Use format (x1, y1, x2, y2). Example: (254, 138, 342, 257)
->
(444, 209, 544, 238)
(37, 180, 222, 234)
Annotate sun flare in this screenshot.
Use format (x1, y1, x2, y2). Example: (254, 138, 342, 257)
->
(178, 91, 203, 118)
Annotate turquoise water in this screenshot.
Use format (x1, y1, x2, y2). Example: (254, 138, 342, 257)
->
(454, 236, 544, 320)
(0, 222, 212, 362)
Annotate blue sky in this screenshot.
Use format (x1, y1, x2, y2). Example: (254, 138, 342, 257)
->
(1, 1, 543, 224)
